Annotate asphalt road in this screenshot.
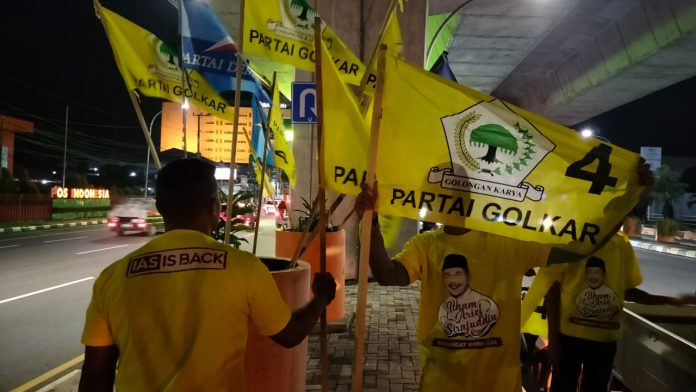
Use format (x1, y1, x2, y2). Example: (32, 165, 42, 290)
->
(634, 248, 696, 297)
(0, 219, 273, 391)
(0, 223, 693, 391)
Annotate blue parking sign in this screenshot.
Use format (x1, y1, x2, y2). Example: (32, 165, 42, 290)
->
(291, 82, 317, 124)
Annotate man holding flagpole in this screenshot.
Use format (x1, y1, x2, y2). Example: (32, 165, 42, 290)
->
(354, 157, 652, 391)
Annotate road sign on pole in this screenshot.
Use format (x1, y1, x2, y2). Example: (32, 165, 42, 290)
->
(291, 82, 317, 124)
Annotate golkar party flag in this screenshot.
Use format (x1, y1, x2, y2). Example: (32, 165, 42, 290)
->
(376, 53, 645, 254)
(95, 0, 233, 121)
(244, 0, 369, 88)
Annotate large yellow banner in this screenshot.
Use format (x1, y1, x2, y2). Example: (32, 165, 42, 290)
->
(377, 55, 644, 254)
(244, 0, 370, 87)
(98, 6, 233, 121)
(269, 82, 297, 188)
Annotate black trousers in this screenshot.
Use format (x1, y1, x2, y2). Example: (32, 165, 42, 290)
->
(550, 334, 617, 392)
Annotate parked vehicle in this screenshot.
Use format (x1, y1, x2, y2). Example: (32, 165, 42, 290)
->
(107, 198, 164, 236)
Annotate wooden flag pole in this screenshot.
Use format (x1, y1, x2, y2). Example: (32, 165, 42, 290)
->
(313, 16, 329, 392)
(351, 44, 387, 392)
(128, 92, 162, 170)
(241, 131, 265, 244)
(252, 73, 277, 254)
(223, 0, 246, 245)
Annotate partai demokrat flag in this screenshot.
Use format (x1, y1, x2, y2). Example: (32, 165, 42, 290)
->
(244, 0, 370, 88)
(269, 80, 297, 188)
(376, 54, 644, 254)
(95, 1, 233, 121)
(180, 0, 270, 105)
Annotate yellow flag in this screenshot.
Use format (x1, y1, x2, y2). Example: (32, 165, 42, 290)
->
(360, 6, 403, 94)
(319, 39, 370, 196)
(252, 154, 275, 197)
(244, 0, 367, 87)
(377, 54, 644, 254)
(269, 81, 297, 188)
(98, 6, 233, 121)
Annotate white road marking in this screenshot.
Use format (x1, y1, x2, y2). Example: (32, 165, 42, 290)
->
(43, 236, 88, 243)
(76, 244, 129, 255)
(0, 244, 19, 249)
(0, 277, 94, 305)
(0, 228, 103, 242)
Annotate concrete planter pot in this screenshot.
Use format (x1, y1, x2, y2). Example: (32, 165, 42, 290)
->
(275, 229, 345, 322)
(245, 258, 310, 392)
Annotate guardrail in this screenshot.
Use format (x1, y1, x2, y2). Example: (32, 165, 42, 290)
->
(613, 304, 696, 391)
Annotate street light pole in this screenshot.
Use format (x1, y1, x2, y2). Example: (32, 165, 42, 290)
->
(145, 111, 162, 197)
(62, 105, 69, 187)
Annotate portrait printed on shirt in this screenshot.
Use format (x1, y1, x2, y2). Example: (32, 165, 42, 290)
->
(433, 254, 502, 349)
(571, 256, 621, 329)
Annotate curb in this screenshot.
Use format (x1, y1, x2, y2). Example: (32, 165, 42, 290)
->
(630, 240, 696, 259)
(0, 219, 107, 234)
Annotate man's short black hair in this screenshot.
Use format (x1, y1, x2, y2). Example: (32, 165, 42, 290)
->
(586, 256, 606, 272)
(155, 159, 217, 221)
(442, 254, 469, 273)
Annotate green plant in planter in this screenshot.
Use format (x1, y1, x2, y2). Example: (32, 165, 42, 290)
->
(211, 190, 255, 248)
(290, 196, 339, 232)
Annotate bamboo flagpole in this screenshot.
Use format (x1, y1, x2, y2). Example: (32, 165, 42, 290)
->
(351, 44, 387, 392)
(313, 16, 330, 392)
(241, 130, 266, 247)
(223, 0, 246, 245)
(252, 75, 276, 254)
(128, 92, 162, 170)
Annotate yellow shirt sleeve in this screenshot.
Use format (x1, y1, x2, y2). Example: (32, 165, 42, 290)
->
(247, 261, 292, 336)
(394, 232, 431, 283)
(81, 279, 114, 347)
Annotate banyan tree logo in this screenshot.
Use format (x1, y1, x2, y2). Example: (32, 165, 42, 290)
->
(147, 35, 183, 83)
(429, 100, 556, 202)
(267, 0, 327, 44)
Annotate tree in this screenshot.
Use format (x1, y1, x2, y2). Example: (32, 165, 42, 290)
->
(0, 168, 17, 194)
(291, 0, 314, 23)
(17, 168, 39, 194)
(652, 165, 687, 219)
(469, 123, 518, 164)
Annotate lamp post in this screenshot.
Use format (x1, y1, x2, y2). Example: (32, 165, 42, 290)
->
(145, 111, 162, 197)
(579, 127, 611, 143)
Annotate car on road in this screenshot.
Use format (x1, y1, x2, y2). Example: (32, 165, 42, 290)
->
(261, 200, 276, 215)
(107, 198, 164, 236)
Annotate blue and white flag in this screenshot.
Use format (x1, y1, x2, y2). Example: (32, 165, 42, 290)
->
(180, 0, 270, 105)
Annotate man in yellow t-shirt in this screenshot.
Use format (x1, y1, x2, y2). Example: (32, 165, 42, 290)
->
(353, 183, 599, 392)
(537, 231, 696, 392)
(79, 159, 336, 391)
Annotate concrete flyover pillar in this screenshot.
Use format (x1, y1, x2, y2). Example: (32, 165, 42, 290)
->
(290, 0, 427, 279)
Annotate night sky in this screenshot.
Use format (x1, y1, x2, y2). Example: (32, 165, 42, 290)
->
(1, 0, 694, 178)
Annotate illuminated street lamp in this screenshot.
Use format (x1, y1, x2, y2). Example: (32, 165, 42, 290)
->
(580, 128, 593, 138)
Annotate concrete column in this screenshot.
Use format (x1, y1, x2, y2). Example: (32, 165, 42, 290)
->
(290, 0, 427, 278)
